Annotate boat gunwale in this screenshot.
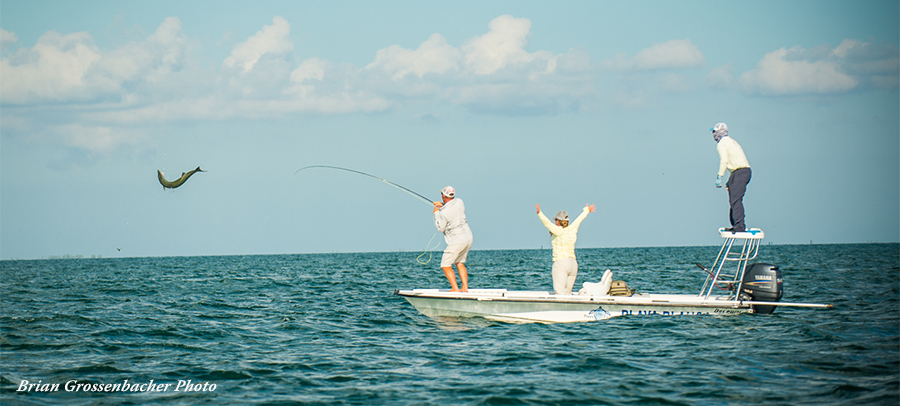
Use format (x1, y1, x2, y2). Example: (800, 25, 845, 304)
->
(394, 289, 755, 309)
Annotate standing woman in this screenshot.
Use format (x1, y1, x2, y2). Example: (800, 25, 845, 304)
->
(536, 203, 596, 295)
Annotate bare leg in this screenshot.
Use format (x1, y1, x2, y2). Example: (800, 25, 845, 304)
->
(457, 263, 468, 292)
(442, 266, 459, 291)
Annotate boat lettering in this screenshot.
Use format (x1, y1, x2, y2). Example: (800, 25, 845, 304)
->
(754, 275, 773, 281)
(712, 308, 744, 314)
(619, 310, 705, 316)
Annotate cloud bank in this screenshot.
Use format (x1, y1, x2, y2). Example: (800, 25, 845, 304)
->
(600, 39, 705, 71)
(739, 40, 898, 95)
(1, 14, 896, 162)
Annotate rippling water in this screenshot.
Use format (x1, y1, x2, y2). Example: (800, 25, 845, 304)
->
(2, 244, 898, 405)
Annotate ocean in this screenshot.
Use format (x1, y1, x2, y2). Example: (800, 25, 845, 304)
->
(1, 244, 898, 405)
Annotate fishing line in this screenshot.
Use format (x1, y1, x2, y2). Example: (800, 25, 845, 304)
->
(293, 165, 433, 206)
(416, 230, 442, 265)
(294, 165, 441, 264)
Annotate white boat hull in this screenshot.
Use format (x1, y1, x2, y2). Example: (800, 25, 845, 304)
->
(396, 289, 753, 323)
(396, 228, 833, 324)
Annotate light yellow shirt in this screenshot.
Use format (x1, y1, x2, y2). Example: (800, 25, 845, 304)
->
(716, 136, 750, 177)
(538, 206, 590, 261)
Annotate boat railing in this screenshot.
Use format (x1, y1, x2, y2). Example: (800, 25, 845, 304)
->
(700, 228, 765, 300)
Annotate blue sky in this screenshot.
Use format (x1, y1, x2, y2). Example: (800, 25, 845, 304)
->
(1, 0, 898, 259)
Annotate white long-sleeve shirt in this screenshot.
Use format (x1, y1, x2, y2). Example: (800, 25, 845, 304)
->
(538, 206, 590, 261)
(434, 198, 473, 245)
(716, 136, 751, 177)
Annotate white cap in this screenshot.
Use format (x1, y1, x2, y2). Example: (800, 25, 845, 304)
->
(712, 122, 728, 133)
(554, 210, 569, 221)
(441, 186, 455, 198)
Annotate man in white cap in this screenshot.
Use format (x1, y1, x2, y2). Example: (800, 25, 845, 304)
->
(711, 123, 751, 233)
(433, 186, 473, 292)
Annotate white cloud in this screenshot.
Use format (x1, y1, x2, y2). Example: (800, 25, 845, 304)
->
(145, 17, 187, 80)
(291, 57, 326, 83)
(0, 31, 101, 103)
(366, 33, 461, 79)
(222, 16, 293, 73)
(357, 15, 579, 114)
(1, 28, 17, 45)
(365, 15, 558, 81)
(738, 40, 898, 95)
(88, 17, 189, 91)
(739, 46, 858, 95)
(601, 39, 705, 71)
(462, 15, 538, 75)
(285, 57, 328, 97)
(0, 17, 191, 104)
(830, 39, 899, 89)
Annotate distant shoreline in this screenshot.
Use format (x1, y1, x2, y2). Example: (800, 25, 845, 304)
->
(3, 242, 897, 262)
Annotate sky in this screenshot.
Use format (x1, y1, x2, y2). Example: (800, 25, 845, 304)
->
(1, 0, 898, 260)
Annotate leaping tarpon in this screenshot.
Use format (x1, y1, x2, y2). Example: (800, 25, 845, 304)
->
(158, 167, 204, 189)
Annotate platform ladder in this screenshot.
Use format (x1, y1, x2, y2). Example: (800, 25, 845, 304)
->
(699, 228, 765, 300)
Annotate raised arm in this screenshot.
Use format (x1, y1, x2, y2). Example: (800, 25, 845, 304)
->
(570, 204, 595, 229)
(537, 205, 564, 235)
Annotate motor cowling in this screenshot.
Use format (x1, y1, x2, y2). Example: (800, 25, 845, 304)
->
(740, 263, 783, 314)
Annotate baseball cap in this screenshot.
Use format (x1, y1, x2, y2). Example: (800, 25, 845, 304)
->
(554, 210, 569, 222)
(441, 186, 455, 198)
(711, 122, 728, 133)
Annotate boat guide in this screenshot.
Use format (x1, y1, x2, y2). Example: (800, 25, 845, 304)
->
(395, 228, 833, 323)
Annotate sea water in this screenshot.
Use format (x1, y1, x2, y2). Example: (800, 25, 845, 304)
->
(1, 244, 898, 405)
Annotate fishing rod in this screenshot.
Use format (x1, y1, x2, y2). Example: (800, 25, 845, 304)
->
(293, 165, 433, 205)
(695, 263, 732, 291)
(293, 165, 441, 265)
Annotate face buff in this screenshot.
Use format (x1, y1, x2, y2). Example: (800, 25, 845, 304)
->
(712, 123, 728, 142)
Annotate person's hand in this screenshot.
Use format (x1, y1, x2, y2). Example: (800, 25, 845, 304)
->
(586, 204, 596, 213)
(536, 204, 540, 214)
(433, 201, 443, 213)
(715, 175, 722, 188)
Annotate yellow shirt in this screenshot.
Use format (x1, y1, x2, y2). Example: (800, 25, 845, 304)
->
(716, 136, 750, 177)
(538, 206, 590, 261)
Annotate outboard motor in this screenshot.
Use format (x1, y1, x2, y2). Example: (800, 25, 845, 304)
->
(740, 263, 783, 314)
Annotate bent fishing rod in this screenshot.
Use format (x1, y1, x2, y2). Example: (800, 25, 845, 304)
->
(293, 165, 433, 205)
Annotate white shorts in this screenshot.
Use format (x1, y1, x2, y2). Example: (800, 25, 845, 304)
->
(441, 240, 472, 268)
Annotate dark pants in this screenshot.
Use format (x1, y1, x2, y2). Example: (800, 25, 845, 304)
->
(726, 167, 751, 232)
